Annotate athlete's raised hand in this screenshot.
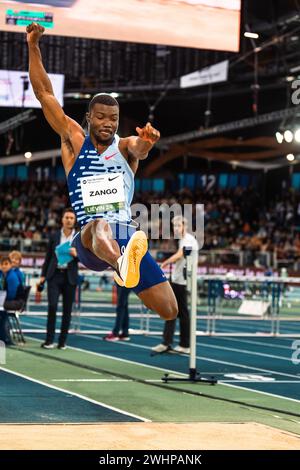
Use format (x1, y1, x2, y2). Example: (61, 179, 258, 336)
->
(26, 22, 45, 44)
(136, 122, 160, 145)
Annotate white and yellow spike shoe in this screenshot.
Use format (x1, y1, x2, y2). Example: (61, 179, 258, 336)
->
(114, 270, 124, 287)
(115, 231, 148, 288)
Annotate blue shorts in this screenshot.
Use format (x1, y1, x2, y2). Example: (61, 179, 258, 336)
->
(72, 220, 167, 295)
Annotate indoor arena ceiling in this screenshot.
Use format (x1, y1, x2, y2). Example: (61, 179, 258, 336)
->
(1, 0, 300, 167)
(1, 1, 299, 99)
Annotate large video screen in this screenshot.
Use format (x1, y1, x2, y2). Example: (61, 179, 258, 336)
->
(0, 69, 64, 107)
(1, 0, 241, 51)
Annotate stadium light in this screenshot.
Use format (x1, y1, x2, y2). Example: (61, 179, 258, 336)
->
(244, 32, 259, 39)
(275, 131, 284, 144)
(295, 129, 300, 143)
(284, 130, 294, 143)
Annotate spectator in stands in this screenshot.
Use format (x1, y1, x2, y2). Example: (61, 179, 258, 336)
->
(9, 250, 25, 286)
(0, 256, 23, 345)
(0, 257, 22, 306)
(1, 181, 300, 267)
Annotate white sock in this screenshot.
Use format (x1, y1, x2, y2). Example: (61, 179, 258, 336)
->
(116, 256, 123, 276)
(117, 246, 126, 273)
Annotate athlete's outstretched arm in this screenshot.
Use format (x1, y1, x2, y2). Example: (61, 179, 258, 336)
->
(126, 122, 160, 160)
(26, 22, 71, 139)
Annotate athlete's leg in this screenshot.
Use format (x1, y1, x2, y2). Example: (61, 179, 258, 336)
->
(137, 281, 178, 321)
(79, 219, 148, 288)
(81, 219, 120, 269)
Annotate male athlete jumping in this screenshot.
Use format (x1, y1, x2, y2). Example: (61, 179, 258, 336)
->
(26, 22, 178, 320)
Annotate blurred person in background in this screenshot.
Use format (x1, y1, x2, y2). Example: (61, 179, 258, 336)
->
(152, 216, 199, 354)
(38, 208, 79, 350)
(104, 284, 132, 341)
(9, 250, 26, 286)
(0, 256, 23, 345)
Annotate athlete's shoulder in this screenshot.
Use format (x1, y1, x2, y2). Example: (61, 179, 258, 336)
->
(66, 116, 85, 136)
(118, 135, 129, 148)
(116, 135, 138, 173)
(118, 135, 139, 159)
(61, 121, 86, 176)
(118, 136, 131, 158)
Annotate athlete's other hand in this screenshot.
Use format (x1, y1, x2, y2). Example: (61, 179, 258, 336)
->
(26, 22, 45, 44)
(136, 122, 160, 144)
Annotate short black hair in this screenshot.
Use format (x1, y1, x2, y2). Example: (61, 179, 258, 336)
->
(62, 207, 75, 217)
(89, 93, 119, 112)
(0, 256, 12, 264)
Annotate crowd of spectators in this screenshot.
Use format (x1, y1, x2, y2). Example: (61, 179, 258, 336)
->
(0, 181, 299, 265)
(0, 181, 68, 251)
(135, 186, 300, 265)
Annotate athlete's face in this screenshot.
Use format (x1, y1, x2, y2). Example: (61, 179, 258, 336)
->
(87, 103, 119, 145)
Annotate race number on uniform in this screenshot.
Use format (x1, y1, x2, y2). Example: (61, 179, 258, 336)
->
(80, 173, 125, 215)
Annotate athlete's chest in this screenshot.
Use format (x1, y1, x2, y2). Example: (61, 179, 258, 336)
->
(82, 139, 136, 174)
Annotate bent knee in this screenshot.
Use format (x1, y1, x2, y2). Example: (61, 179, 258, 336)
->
(158, 301, 178, 321)
(92, 218, 109, 236)
(82, 219, 109, 249)
(81, 219, 105, 248)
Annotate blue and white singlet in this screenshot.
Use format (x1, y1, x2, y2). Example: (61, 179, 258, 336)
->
(67, 134, 134, 228)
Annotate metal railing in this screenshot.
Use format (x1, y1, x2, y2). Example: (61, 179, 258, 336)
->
(0, 238, 48, 253)
(0, 237, 298, 271)
(16, 269, 300, 338)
